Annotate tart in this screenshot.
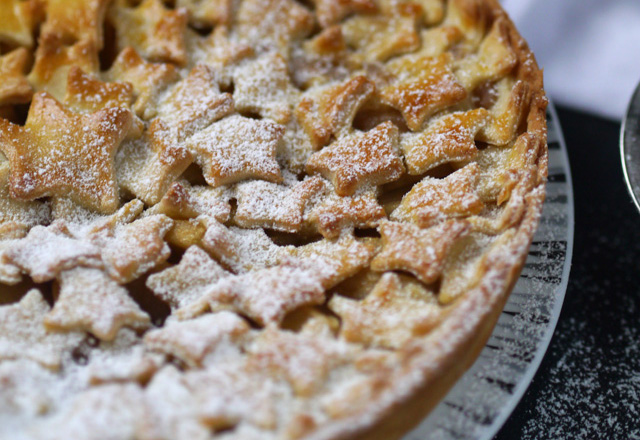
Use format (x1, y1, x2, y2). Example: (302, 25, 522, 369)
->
(0, 0, 547, 439)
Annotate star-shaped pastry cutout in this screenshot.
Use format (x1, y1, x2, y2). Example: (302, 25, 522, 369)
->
(45, 267, 150, 341)
(246, 327, 353, 396)
(371, 219, 470, 284)
(306, 121, 405, 196)
(28, 34, 100, 101)
(329, 272, 442, 348)
(110, 0, 188, 65)
(191, 26, 254, 88)
(0, 48, 33, 106)
(296, 75, 375, 149)
(116, 120, 194, 205)
(144, 311, 249, 367)
(234, 0, 315, 54)
(0, 289, 84, 370)
(0, 92, 133, 213)
(233, 52, 298, 124)
(147, 245, 230, 312)
(285, 234, 378, 289)
(391, 163, 484, 227)
(477, 78, 531, 146)
(183, 363, 277, 430)
(379, 53, 467, 131)
(0, 160, 51, 230)
(308, 189, 386, 238)
(455, 17, 518, 91)
(64, 66, 135, 114)
(234, 177, 325, 233)
(86, 328, 162, 384)
(190, 261, 327, 326)
(151, 179, 232, 222)
(106, 47, 179, 120)
(177, 0, 233, 27)
(290, 25, 349, 89)
(311, 0, 376, 28)
(200, 219, 286, 274)
(0, 224, 27, 285)
(186, 115, 284, 187)
(41, 0, 111, 48)
(0, 0, 37, 47)
(97, 214, 173, 283)
(341, 2, 421, 63)
(3, 222, 102, 283)
(157, 64, 234, 140)
(400, 108, 490, 174)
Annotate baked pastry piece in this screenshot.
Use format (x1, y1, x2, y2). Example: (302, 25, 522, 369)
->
(0, 0, 547, 438)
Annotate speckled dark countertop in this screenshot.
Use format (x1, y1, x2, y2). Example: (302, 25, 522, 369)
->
(495, 107, 640, 439)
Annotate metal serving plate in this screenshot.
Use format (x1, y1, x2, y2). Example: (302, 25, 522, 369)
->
(621, 80, 640, 213)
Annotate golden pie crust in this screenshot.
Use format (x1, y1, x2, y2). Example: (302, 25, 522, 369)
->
(0, 0, 547, 438)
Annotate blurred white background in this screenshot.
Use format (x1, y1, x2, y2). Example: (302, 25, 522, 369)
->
(501, 0, 640, 120)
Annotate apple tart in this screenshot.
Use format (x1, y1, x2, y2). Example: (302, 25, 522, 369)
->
(0, 0, 547, 438)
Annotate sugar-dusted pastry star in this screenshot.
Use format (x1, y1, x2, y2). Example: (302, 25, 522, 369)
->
(191, 26, 254, 87)
(0, 289, 84, 370)
(151, 179, 232, 222)
(177, 0, 232, 27)
(200, 219, 286, 274)
(247, 327, 354, 396)
(41, 0, 110, 48)
(277, 117, 317, 174)
(0, 48, 32, 106)
(147, 245, 230, 311)
(379, 53, 467, 131)
(109, 0, 188, 65)
(400, 108, 490, 174)
(45, 268, 150, 341)
(86, 328, 162, 384)
(157, 64, 234, 140)
(308, 190, 386, 238)
(442, 0, 489, 48)
(0, 92, 132, 213)
(341, 2, 421, 63)
(311, 0, 376, 28)
(3, 223, 102, 283)
(64, 66, 134, 114)
(234, 177, 325, 233)
(30, 383, 145, 440)
(186, 115, 285, 187)
(234, 0, 314, 54)
(233, 52, 298, 124)
(139, 366, 211, 440)
(190, 261, 327, 326)
(0, 160, 51, 229)
(105, 47, 179, 120)
(477, 78, 532, 146)
(296, 75, 375, 149)
(391, 163, 484, 227)
(28, 34, 100, 100)
(285, 234, 378, 288)
(145, 311, 249, 367)
(98, 214, 173, 283)
(306, 121, 405, 196)
(184, 363, 277, 430)
(455, 17, 518, 91)
(0, 225, 26, 285)
(116, 120, 194, 205)
(0, 0, 37, 47)
(290, 25, 349, 89)
(329, 272, 442, 348)
(371, 219, 470, 284)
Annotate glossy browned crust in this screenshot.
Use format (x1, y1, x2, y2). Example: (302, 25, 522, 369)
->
(308, 0, 548, 438)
